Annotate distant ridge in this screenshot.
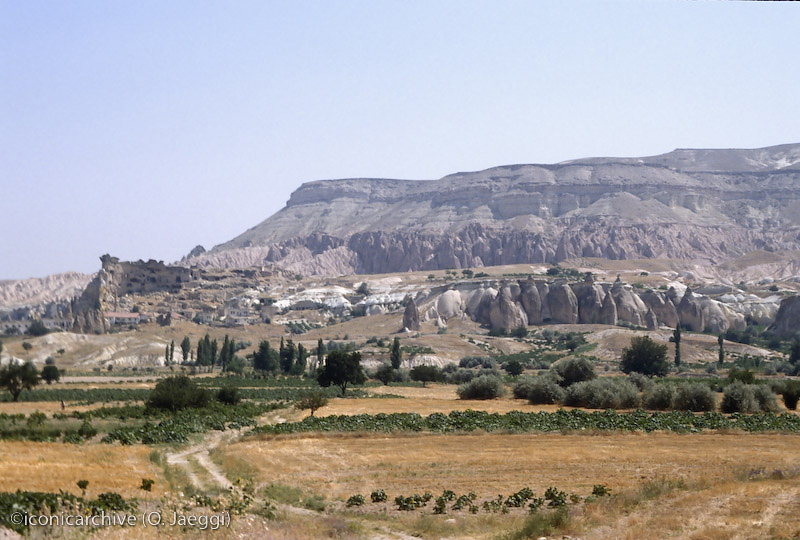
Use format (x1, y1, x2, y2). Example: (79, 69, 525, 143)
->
(184, 143, 800, 276)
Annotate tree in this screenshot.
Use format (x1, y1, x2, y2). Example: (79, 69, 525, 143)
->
(504, 359, 524, 377)
(295, 391, 329, 416)
(22, 342, 32, 352)
(375, 363, 394, 385)
(317, 350, 365, 396)
(390, 337, 402, 370)
(280, 338, 296, 373)
(27, 320, 49, 337)
(147, 376, 210, 411)
(670, 325, 681, 367)
(165, 344, 170, 365)
(180, 336, 191, 362)
(620, 336, 670, 377)
(41, 364, 60, 385)
(210, 338, 219, 369)
(0, 340, 3, 356)
(410, 365, 444, 387)
(253, 340, 279, 373)
(316, 338, 325, 371)
(551, 357, 596, 386)
(0, 362, 39, 401)
(790, 337, 800, 366)
(356, 282, 370, 295)
(718, 334, 725, 366)
(169, 340, 175, 363)
(292, 344, 307, 376)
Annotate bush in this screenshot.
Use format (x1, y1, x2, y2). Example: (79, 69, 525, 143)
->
(752, 384, 780, 413)
(643, 384, 675, 410)
(216, 386, 241, 405)
(41, 365, 60, 385)
(504, 359, 524, 376)
(446, 368, 477, 385)
(459, 357, 495, 369)
(374, 363, 394, 385)
(728, 368, 756, 385)
(673, 383, 716, 412)
(721, 381, 760, 413)
(146, 376, 211, 411)
(346, 494, 365, 507)
(515, 374, 565, 405)
(620, 336, 670, 377)
(550, 357, 596, 387)
(563, 378, 640, 409)
(457, 375, 506, 400)
(628, 372, 654, 392)
(782, 381, 800, 410)
(78, 418, 97, 439)
(370, 489, 388, 503)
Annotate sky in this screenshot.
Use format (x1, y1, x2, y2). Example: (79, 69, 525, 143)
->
(1, 1, 799, 280)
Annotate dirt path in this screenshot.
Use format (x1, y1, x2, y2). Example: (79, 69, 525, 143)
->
(166, 429, 236, 491)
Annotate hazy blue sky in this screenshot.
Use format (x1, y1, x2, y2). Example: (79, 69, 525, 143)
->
(2, 1, 798, 280)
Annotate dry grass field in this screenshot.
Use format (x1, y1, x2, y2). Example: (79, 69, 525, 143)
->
(220, 431, 800, 539)
(0, 441, 166, 497)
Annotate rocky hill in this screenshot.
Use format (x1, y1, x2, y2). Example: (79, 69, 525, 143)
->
(0, 272, 92, 309)
(185, 143, 800, 277)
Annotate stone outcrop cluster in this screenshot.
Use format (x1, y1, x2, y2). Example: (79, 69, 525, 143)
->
(419, 275, 748, 334)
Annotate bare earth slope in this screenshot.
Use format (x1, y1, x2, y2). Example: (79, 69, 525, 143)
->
(190, 143, 800, 276)
(0, 272, 93, 309)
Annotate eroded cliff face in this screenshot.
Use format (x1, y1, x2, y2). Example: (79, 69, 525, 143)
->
(186, 144, 800, 277)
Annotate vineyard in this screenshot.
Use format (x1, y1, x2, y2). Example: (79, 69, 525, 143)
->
(252, 408, 800, 436)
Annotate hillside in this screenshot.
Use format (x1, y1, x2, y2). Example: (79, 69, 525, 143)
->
(186, 143, 800, 276)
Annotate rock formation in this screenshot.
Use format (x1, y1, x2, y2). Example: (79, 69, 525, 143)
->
(402, 297, 420, 331)
(677, 288, 705, 332)
(572, 274, 606, 324)
(639, 290, 680, 328)
(518, 278, 542, 325)
(600, 291, 618, 325)
(768, 295, 800, 338)
(546, 282, 579, 324)
(489, 286, 528, 330)
(611, 280, 648, 326)
(183, 144, 800, 278)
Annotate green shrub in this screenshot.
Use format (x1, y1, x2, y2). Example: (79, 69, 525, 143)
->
(782, 381, 800, 410)
(550, 357, 596, 387)
(370, 489, 387, 503)
(752, 384, 780, 413)
(643, 384, 675, 410)
(628, 372, 654, 392)
(563, 378, 640, 409)
(728, 368, 756, 385)
(457, 375, 506, 400)
(146, 376, 210, 411)
(620, 336, 669, 377)
(721, 381, 759, 413)
(346, 494, 365, 507)
(216, 386, 241, 405)
(522, 375, 566, 405)
(673, 383, 715, 412)
(77, 418, 97, 439)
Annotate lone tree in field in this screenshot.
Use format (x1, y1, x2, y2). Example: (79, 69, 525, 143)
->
(317, 350, 366, 396)
(41, 364, 60, 385)
(718, 334, 725, 366)
(0, 362, 39, 401)
(621, 336, 670, 377)
(390, 337, 402, 370)
(295, 391, 329, 417)
(410, 365, 444, 387)
(670, 325, 681, 367)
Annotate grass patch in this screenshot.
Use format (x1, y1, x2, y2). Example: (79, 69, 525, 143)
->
(501, 508, 572, 539)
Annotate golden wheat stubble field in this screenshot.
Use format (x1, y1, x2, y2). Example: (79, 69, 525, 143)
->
(223, 431, 800, 538)
(0, 441, 166, 497)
